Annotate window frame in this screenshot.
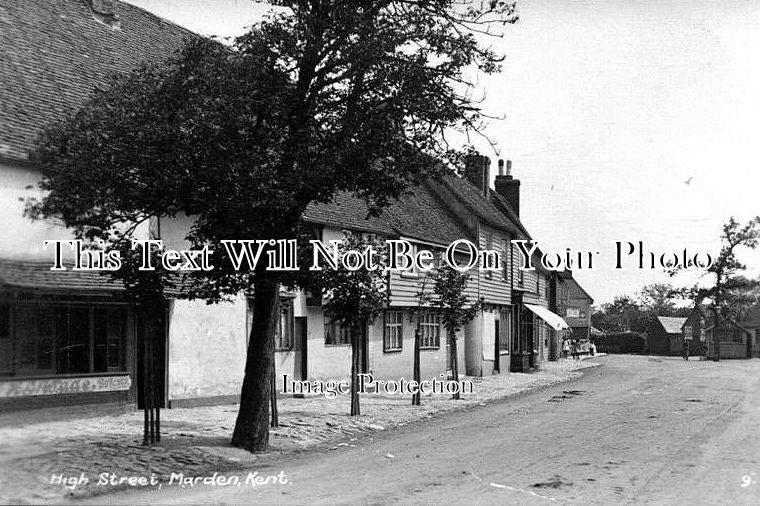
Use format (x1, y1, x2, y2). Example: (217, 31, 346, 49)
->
(383, 311, 404, 352)
(484, 233, 494, 280)
(419, 311, 442, 349)
(276, 299, 295, 352)
(324, 318, 351, 346)
(7, 301, 129, 378)
(503, 240, 511, 282)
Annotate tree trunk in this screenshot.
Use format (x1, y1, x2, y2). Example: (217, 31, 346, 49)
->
(231, 278, 279, 452)
(412, 326, 421, 406)
(711, 306, 721, 362)
(449, 329, 460, 400)
(270, 352, 279, 427)
(350, 324, 361, 416)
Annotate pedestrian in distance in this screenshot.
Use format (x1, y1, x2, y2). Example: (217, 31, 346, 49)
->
(682, 339, 689, 361)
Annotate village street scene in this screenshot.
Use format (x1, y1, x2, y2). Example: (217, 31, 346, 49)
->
(1, 1, 759, 505)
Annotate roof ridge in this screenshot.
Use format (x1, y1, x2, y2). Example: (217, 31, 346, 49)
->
(121, 0, 201, 39)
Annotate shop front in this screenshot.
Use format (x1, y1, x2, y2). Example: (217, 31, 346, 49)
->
(0, 260, 149, 413)
(510, 292, 570, 372)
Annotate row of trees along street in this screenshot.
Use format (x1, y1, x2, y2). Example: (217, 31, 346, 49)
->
(25, 1, 518, 452)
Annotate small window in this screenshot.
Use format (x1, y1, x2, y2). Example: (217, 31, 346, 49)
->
(503, 241, 510, 281)
(276, 300, 294, 351)
(499, 312, 511, 351)
(325, 319, 351, 346)
(419, 312, 441, 349)
(383, 311, 403, 352)
(485, 234, 493, 280)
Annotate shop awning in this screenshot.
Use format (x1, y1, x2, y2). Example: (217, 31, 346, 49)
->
(525, 303, 571, 331)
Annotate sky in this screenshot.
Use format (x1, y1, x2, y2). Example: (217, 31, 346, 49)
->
(127, 0, 760, 304)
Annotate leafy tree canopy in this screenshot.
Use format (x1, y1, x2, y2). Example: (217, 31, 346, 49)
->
(26, 0, 518, 452)
(28, 0, 518, 302)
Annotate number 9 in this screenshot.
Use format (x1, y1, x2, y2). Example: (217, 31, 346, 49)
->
(741, 475, 752, 488)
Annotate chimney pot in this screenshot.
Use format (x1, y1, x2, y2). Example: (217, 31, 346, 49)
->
(498, 159, 504, 176)
(494, 159, 520, 217)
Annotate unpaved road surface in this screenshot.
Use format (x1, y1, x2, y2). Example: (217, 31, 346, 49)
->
(87, 355, 760, 505)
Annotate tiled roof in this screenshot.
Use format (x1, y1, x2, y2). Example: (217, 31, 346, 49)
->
(431, 172, 531, 240)
(0, 0, 195, 161)
(0, 258, 124, 293)
(657, 316, 687, 334)
(566, 277, 594, 304)
(0, 258, 189, 295)
(438, 173, 517, 233)
(488, 188, 531, 239)
(304, 184, 473, 246)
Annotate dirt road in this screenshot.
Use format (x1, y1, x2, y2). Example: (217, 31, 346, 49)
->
(84, 355, 760, 505)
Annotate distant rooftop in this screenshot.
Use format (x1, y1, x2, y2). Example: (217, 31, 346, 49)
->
(657, 316, 687, 334)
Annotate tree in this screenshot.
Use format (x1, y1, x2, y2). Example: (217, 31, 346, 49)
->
(638, 283, 679, 316)
(591, 296, 650, 334)
(306, 233, 389, 415)
(411, 275, 432, 406)
(419, 264, 481, 400)
(692, 217, 760, 360)
(28, 0, 517, 452)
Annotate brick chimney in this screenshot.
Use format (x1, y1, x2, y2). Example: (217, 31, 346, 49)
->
(495, 159, 520, 216)
(463, 154, 491, 196)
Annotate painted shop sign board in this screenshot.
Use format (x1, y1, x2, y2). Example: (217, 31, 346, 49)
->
(0, 374, 131, 398)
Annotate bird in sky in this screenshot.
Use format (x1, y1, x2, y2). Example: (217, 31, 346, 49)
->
(684, 177, 694, 185)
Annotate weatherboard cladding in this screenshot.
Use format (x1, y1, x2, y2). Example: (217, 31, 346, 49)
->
(0, 0, 195, 161)
(477, 223, 511, 305)
(305, 186, 479, 307)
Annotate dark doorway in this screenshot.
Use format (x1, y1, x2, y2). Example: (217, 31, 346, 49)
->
(294, 317, 308, 392)
(493, 319, 501, 374)
(136, 306, 167, 409)
(360, 324, 369, 374)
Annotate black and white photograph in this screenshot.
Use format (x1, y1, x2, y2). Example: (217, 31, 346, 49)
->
(1, 0, 759, 504)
